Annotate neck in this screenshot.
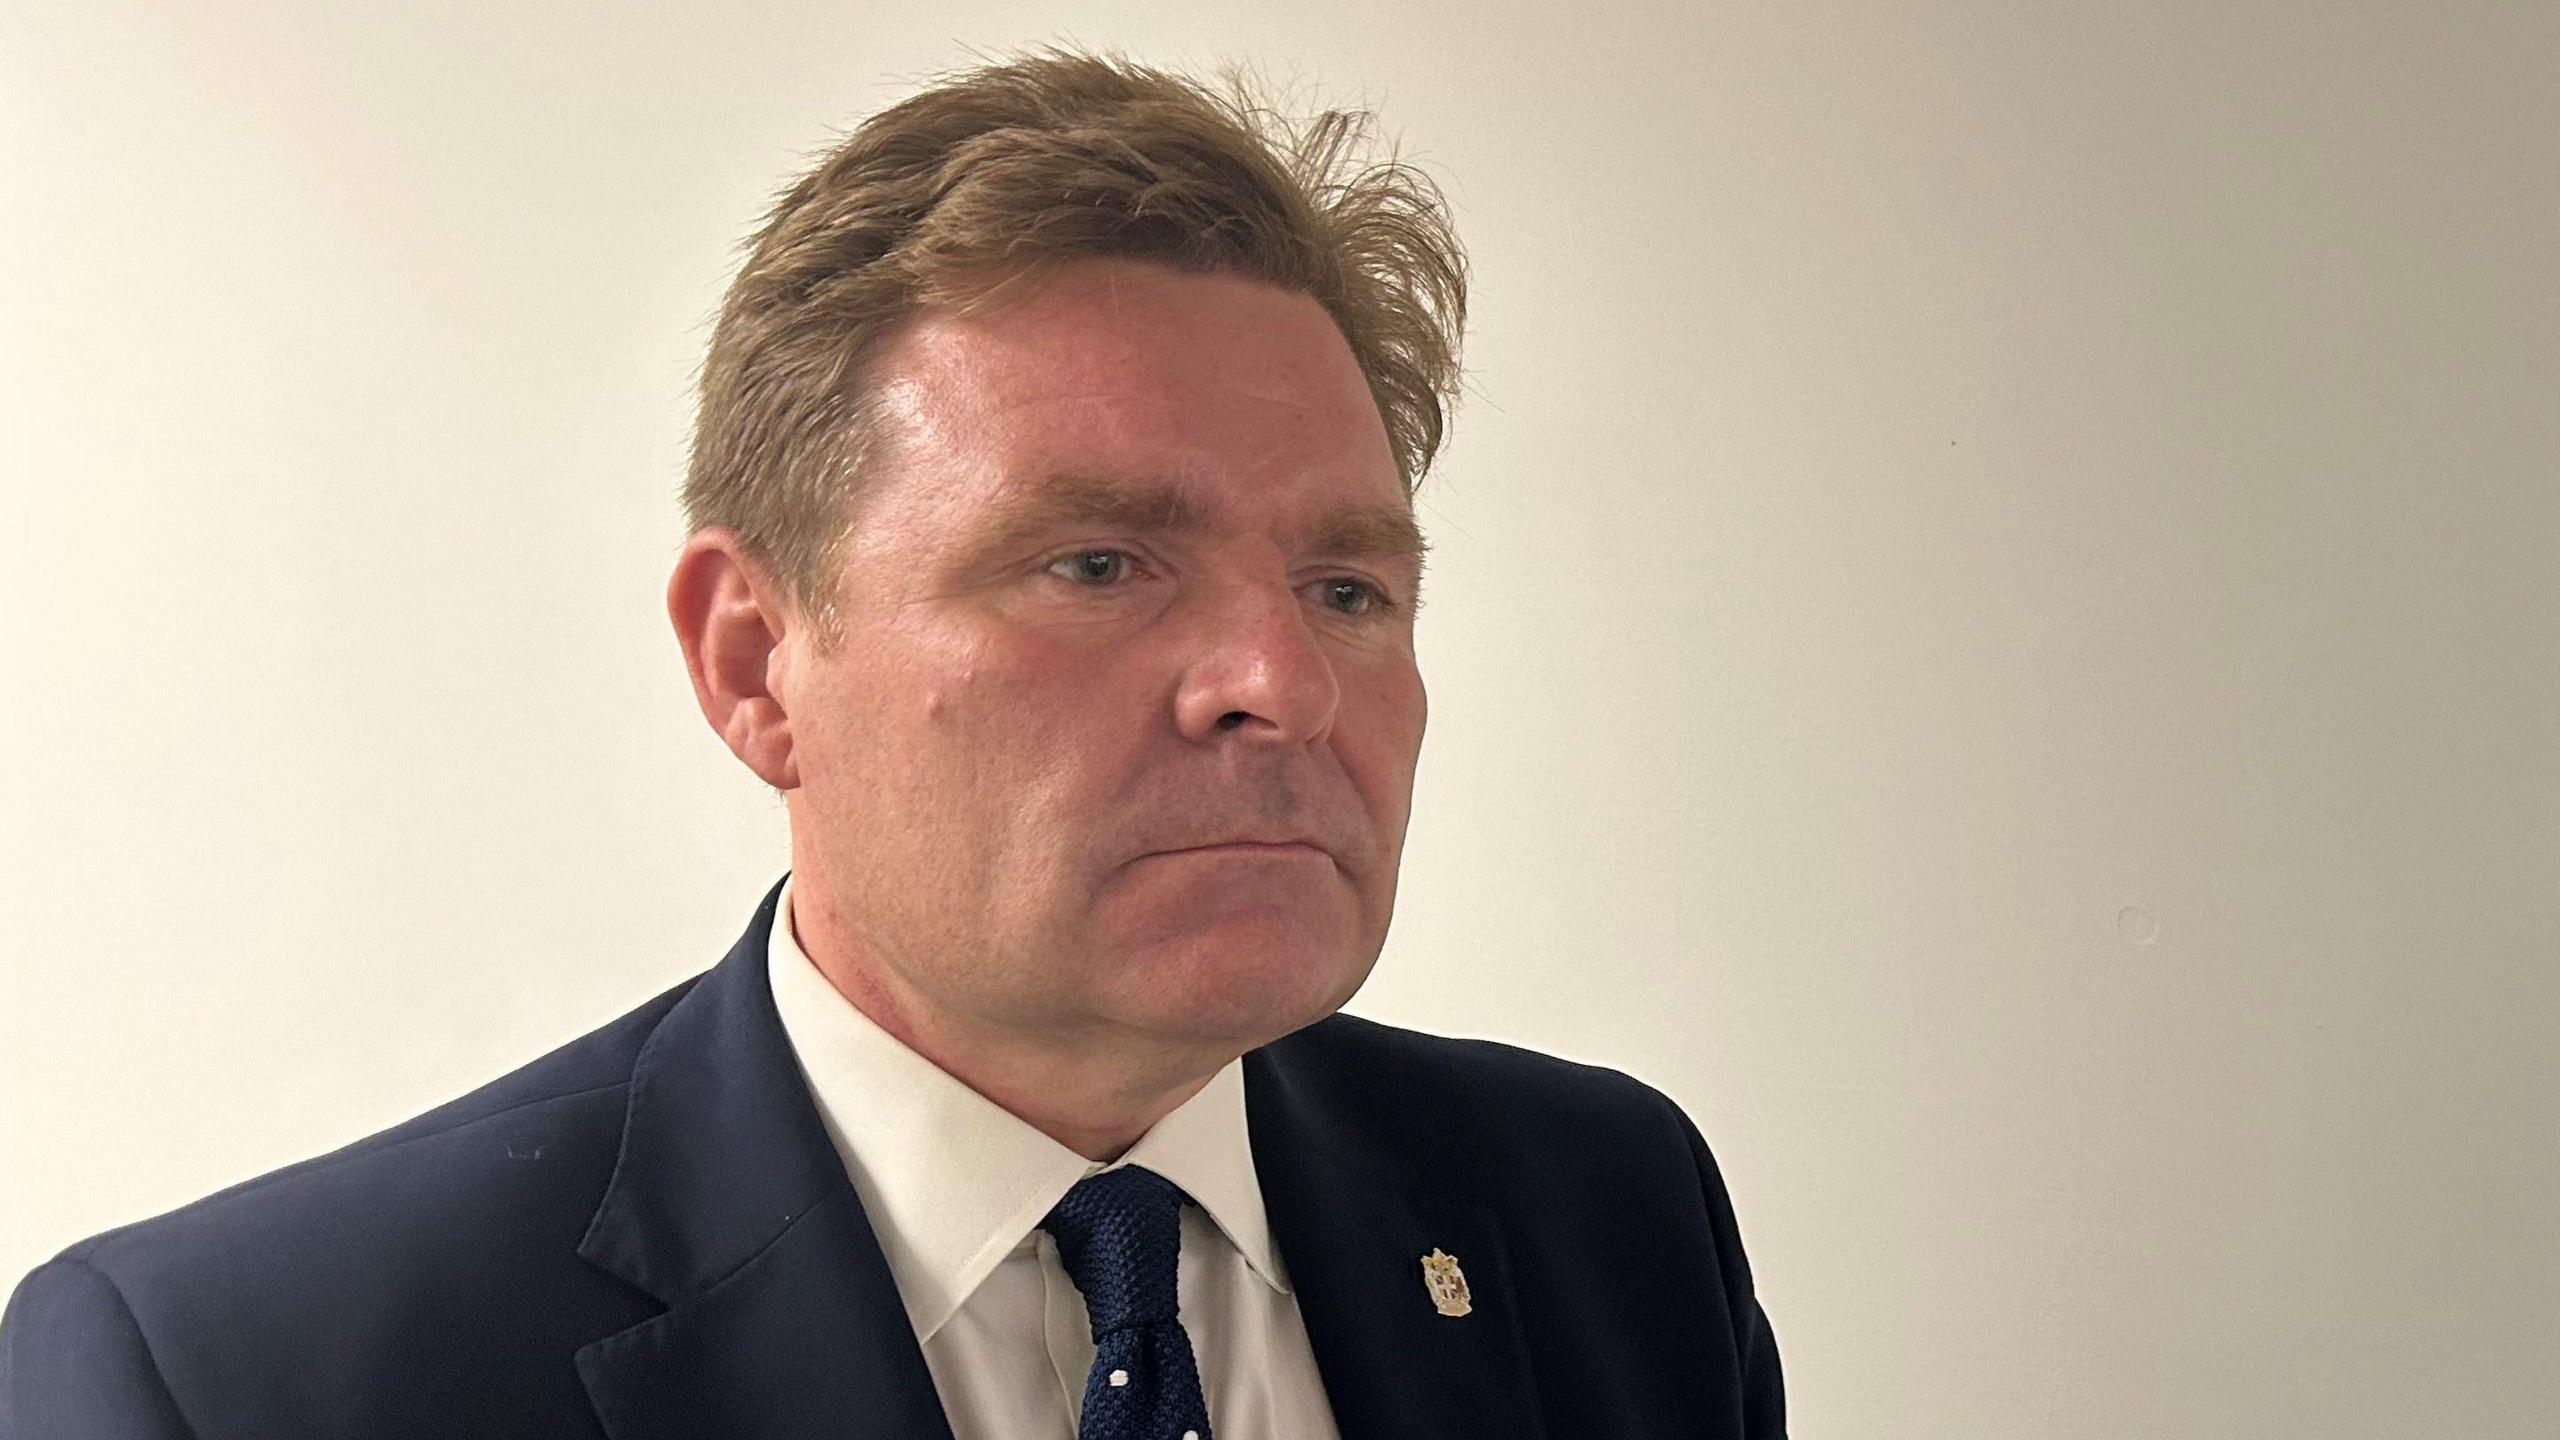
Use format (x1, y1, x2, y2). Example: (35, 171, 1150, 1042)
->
(790, 902, 1221, 1163)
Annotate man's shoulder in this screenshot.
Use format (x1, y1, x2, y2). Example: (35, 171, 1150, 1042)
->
(46, 971, 701, 1285)
(6, 974, 706, 1430)
(1261, 1009, 1691, 1162)
(1281, 1008, 1668, 1096)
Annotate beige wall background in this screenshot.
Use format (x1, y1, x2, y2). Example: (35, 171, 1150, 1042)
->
(4, 1, 2552, 1433)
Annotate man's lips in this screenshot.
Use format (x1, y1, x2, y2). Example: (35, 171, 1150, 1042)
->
(1160, 841, 1326, 858)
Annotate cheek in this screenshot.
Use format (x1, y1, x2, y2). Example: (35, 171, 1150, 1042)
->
(818, 632, 1029, 836)
(1397, 663, 1428, 751)
(915, 646, 1114, 848)
(1350, 659, 1429, 776)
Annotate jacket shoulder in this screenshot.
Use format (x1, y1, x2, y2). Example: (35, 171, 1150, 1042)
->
(49, 971, 700, 1276)
(6, 973, 705, 1435)
(1263, 1009, 1694, 1167)
(1278, 1008, 1679, 1101)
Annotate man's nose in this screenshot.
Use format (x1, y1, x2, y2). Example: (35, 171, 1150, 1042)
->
(1169, 580, 1342, 745)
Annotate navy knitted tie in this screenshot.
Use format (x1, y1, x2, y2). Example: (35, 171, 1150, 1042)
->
(1039, 1164, 1216, 1440)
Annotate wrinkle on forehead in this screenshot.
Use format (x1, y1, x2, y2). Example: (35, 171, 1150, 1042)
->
(853, 260, 1403, 555)
(892, 262, 1365, 407)
(894, 344, 1344, 427)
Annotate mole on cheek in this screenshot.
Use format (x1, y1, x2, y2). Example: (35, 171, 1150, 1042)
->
(916, 641, 994, 724)
(922, 667, 980, 724)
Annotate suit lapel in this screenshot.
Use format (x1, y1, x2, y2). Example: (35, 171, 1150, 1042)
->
(572, 876, 957, 1440)
(1247, 1038, 1549, 1440)
(568, 877, 1548, 1440)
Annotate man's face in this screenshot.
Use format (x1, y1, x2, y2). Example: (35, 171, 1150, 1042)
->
(776, 257, 1429, 1062)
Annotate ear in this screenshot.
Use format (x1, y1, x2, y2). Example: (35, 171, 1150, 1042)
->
(666, 528, 802, 791)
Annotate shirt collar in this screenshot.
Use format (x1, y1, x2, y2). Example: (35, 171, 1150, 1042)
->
(764, 871, 1290, 1342)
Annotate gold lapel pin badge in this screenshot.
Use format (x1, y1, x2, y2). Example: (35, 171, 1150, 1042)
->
(1420, 1248, 1472, 1317)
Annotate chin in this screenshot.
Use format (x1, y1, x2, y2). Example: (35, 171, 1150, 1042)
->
(1142, 924, 1375, 1048)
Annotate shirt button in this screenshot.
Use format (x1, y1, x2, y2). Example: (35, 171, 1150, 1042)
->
(1184, 1432, 1200, 1440)
(1108, 1369, 1130, 1388)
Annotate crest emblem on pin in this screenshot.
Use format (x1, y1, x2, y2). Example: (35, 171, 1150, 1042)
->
(1420, 1248, 1472, 1317)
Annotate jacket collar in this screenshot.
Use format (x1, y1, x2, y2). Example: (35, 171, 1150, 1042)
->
(572, 875, 1544, 1440)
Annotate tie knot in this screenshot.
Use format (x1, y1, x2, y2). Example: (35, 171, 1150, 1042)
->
(1039, 1164, 1189, 1337)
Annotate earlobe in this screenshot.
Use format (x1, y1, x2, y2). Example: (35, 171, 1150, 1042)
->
(669, 530, 801, 791)
(733, 698, 801, 791)
(745, 640, 803, 791)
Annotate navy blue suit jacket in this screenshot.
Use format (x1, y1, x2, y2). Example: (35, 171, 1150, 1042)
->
(1, 876, 1785, 1437)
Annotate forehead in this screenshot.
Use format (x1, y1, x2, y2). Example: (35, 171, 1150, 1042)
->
(890, 258, 1380, 414)
(861, 258, 1406, 531)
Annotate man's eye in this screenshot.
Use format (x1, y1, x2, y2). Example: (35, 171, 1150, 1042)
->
(1042, 551, 1399, 619)
(1048, 550, 1133, 586)
(1321, 579, 1396, 616)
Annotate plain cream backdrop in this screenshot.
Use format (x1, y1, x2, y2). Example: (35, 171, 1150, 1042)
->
(3, 2, 2553, 1434)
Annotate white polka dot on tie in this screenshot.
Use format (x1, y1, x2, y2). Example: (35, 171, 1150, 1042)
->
(1108, 1369, 1129, 1388)
(1184, 1432, 1199, 1440)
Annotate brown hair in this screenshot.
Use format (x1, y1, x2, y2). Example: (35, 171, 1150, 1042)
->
(678, 47, 1469, 654)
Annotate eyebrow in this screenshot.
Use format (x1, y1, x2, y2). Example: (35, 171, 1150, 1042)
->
(982, 472, 1431, 583)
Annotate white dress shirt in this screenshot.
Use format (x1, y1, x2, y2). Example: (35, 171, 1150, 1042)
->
(765, 872, 1345, 1440)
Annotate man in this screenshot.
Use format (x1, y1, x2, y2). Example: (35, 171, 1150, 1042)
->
(0, 49, 1784, 1438)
